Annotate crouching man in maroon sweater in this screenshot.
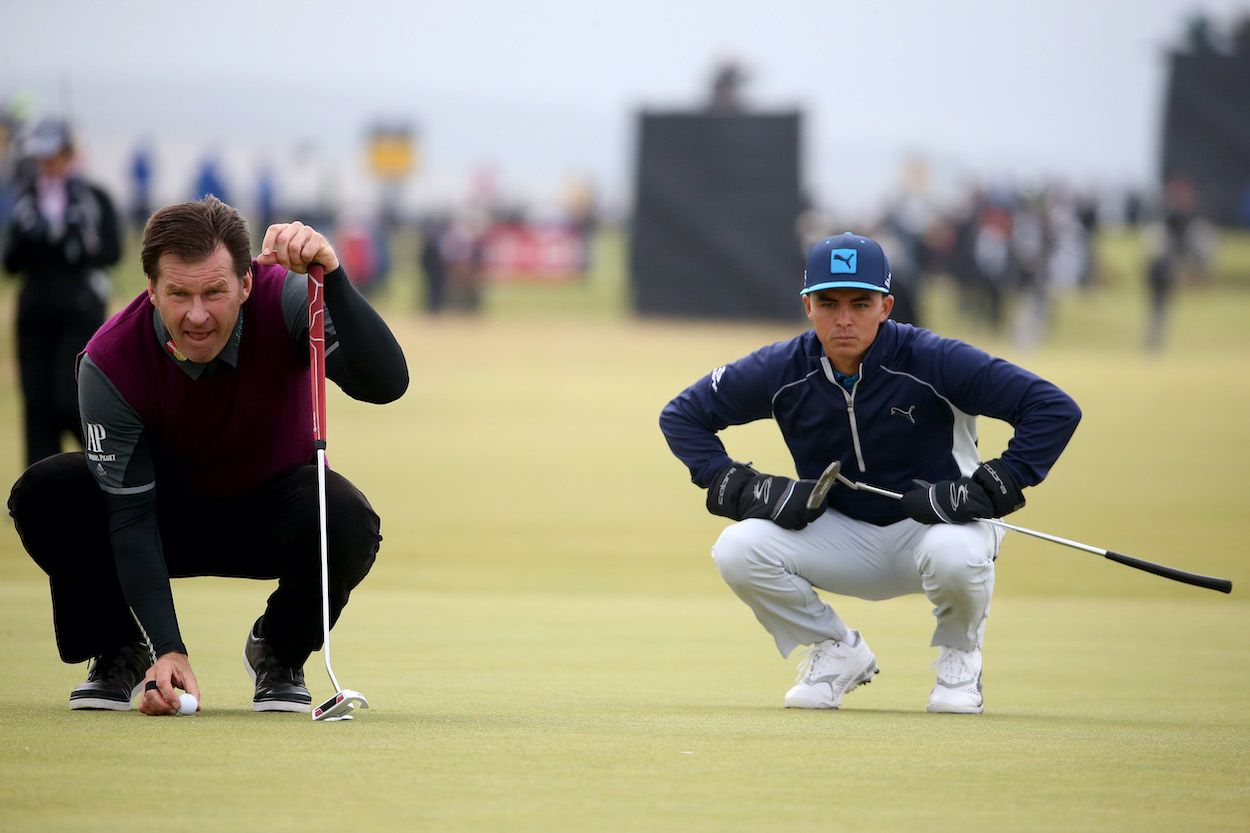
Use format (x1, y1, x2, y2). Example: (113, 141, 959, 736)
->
(8, 196, 409, 715)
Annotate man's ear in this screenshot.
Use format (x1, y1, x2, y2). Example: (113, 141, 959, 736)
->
(880, 293, 895, 320)
(240, 269, 253, 303)
(146, 277, 158, 307)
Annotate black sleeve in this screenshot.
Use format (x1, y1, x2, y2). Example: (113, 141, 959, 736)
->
(104, 491, 187, 658)
(78, 354, 185, 657)
(281, 265, 408, 402)
(2, 189, 42, 274)
(78, 183, 122, 270)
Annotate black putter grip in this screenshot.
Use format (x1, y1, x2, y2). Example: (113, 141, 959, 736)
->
(1103, 550, 1233, 594)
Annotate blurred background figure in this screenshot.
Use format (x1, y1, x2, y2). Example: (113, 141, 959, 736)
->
(418, 213, 449, 313)
(1, 105, 29, 233)
(1143, 173, 1214, 351)
(2, 116, 122, 465)
(254, 156, 278, 231)
(337, 213, 391, 298)
(191, 147, 231, 204)
(440, 212, 486, 313)
(707, 58, 748, 112)
(284, 142, 339, 235)
(128, 138, 154, 230)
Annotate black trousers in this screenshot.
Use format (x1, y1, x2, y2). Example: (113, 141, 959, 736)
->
(8, 453, 381, 668)
(16, 293, 105, 466)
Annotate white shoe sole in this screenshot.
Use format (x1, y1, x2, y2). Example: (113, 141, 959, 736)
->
(69, 682, 143, 711)
(927, 702, 984, 714)
(784, 661, 879, 709)
(69, 697, 134, 710)
(927, 688, 984, 714)
(252, 700, 312, 713)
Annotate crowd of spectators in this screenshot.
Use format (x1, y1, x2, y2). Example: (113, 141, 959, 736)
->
(2, 98, 1222, 350)
(800, 171, 1216, 350)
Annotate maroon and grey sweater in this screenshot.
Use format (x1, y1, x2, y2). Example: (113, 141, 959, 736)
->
(77, 261, 407, 656)
(85, 262, 313, 498)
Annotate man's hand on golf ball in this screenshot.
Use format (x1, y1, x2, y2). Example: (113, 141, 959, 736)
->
(138, 652, 201, 716)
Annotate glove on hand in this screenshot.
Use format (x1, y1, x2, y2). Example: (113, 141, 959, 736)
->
(900, 458, 1025, 525)
(706, 462, 827, 530)
(970, 458, 1026, 517)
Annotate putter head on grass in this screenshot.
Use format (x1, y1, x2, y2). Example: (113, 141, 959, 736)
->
(312, 689, 369, 721)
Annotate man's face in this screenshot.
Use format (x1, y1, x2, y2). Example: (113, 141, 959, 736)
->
(147, 244, 252, 364)
(803, 288, 894, 375)
(36, 149, 73, 179)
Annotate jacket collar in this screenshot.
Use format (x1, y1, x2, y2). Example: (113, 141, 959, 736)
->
(810, 318, 900, 383)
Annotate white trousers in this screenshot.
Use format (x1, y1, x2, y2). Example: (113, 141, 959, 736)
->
(711, 511, 1003, 657)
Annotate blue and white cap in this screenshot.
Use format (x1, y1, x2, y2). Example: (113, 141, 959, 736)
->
(801, 233, 892, 295)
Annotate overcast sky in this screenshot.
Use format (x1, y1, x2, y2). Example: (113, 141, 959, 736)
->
(3, 0, 1248, 217)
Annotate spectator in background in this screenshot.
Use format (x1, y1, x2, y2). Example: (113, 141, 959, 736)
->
(1144, 174, 1214, 351)
(1007, 190, 1052, 348)
(337, 215, 391, 298)
(192, 149, 230, 205)
(255, 158, 277, 231)
(964, 195, 1014, 331)
(707, 59, 747, 112)
(129, 139, 154, 230)
(1, 107, 27, 232)
(875, 214, 925, 327)
(441, 213, 486, 313)
(2, 117, 122, 465)
(418, 214, 449, 313)
(940, 181, 1097, 344)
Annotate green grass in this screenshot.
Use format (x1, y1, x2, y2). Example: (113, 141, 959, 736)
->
(0, 226, 1248, 832)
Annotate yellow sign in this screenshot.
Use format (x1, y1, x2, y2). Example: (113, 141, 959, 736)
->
(366, 125, 418, 180)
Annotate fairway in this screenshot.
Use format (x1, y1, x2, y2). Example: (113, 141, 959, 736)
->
(1, 229, 1247, 832)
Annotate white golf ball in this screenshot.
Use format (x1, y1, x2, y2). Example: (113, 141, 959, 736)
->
(178, 693, 198, 716)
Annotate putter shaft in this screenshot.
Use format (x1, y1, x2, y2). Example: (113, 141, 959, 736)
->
(835, 471, 1231, 593)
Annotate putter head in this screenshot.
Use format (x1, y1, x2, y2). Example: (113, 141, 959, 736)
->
(312, 689, 369, 722)
(806, 460, 842, 511)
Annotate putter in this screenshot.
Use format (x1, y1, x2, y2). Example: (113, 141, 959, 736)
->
(833, 470, 1232, 594)
(806, 460, 842, 511)
(308, 264, 370, 721)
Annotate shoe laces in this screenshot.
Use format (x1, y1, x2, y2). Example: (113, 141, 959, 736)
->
(255, 651, 304, 686)
(931, 647, 978, 685)
(792, 638, 847, 684)
(89, 641, 151, 684)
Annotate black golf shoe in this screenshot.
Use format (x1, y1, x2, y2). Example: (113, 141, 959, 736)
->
(69, 640, 153, 710)
(243, 618, 311, 713)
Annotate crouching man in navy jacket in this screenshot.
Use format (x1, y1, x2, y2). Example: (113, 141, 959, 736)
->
(660, 233, 1080, 714)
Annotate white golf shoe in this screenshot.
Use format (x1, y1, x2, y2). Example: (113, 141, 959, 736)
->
(784, 631, 879, 709)
(927, 646, 984, 714)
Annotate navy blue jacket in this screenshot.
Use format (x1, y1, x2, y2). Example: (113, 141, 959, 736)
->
(659, 320, 1081, 526)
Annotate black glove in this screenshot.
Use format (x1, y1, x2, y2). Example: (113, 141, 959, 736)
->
(900, 458, 1025, 525)
(706, 462, 828, 530)
(971, 458, 1026, 517)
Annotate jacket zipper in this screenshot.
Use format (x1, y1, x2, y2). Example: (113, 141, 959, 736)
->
(843, 385, 866, 472)
(821, 356, 867, 472)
